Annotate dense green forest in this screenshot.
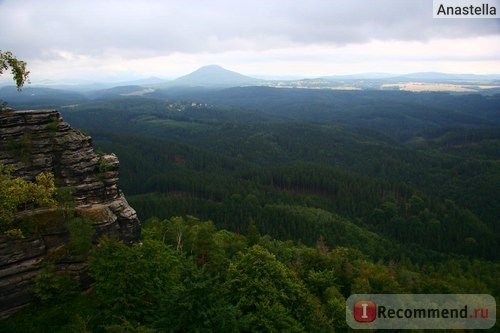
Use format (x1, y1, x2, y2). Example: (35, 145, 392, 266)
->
(2, 88, 499, 331)
(2, 216, 498, 332)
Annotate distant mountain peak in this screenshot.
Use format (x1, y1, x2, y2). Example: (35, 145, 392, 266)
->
(198, 64, 225, 70)
(171, 65, 262, 88)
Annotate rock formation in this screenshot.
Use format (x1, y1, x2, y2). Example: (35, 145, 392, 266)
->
(0, 109, 141, 317)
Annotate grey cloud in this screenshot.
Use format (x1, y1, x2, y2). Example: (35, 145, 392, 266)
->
(1, 0, 498, 60)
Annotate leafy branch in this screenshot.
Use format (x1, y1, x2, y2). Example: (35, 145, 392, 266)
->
(0, 50, 30, 90)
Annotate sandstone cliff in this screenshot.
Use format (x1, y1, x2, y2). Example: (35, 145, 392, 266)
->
(0, 109, 141, 317)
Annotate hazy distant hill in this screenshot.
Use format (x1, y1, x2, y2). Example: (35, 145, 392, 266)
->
(123, 76, 169, 86)
(3, 68, 499, 106)
(166, 65, 263, 88)
(394, 72, 500, 82)
(317, 72, 500, 92)
(322, 73, 396, 80)
(0, 86, 88, 107)
(88, 85, 155, 99)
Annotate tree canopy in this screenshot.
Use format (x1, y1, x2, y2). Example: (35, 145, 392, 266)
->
(0, 50, 30, 90)
(0, 164, 57, 237)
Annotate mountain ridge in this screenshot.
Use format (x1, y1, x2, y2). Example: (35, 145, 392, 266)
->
(2, 65, 499, 89)
(1, 66, 499, 99)
(164, 64, 263, 88)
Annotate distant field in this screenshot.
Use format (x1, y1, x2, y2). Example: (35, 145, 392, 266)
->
(382, 82, 500, 92)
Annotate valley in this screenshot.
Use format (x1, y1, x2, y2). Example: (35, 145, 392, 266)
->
(1, 66, 499, 331)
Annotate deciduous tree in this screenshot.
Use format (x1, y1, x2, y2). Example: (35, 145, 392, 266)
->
(0, 50, 29, 90)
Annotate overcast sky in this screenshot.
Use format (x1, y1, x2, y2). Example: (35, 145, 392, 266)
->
(0, 0, 499, 83)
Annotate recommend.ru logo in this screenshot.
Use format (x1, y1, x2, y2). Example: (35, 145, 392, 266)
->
(346, 294, 496, 330)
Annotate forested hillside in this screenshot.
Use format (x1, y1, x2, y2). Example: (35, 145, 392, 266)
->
(2, 88, 499, 331)
(53, 91, 499, 241)
(36, 89, 500, 259)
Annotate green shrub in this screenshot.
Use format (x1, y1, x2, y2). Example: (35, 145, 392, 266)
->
(32, 270, 79, 303)
(67, 217, 94, 256)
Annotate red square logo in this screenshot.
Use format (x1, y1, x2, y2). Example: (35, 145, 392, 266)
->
(353, 300, 377, 323)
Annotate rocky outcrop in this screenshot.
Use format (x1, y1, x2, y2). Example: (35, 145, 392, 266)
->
(0, 109, 141, 317)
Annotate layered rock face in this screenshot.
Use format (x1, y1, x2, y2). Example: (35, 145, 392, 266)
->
(0, 109, 141, 317)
